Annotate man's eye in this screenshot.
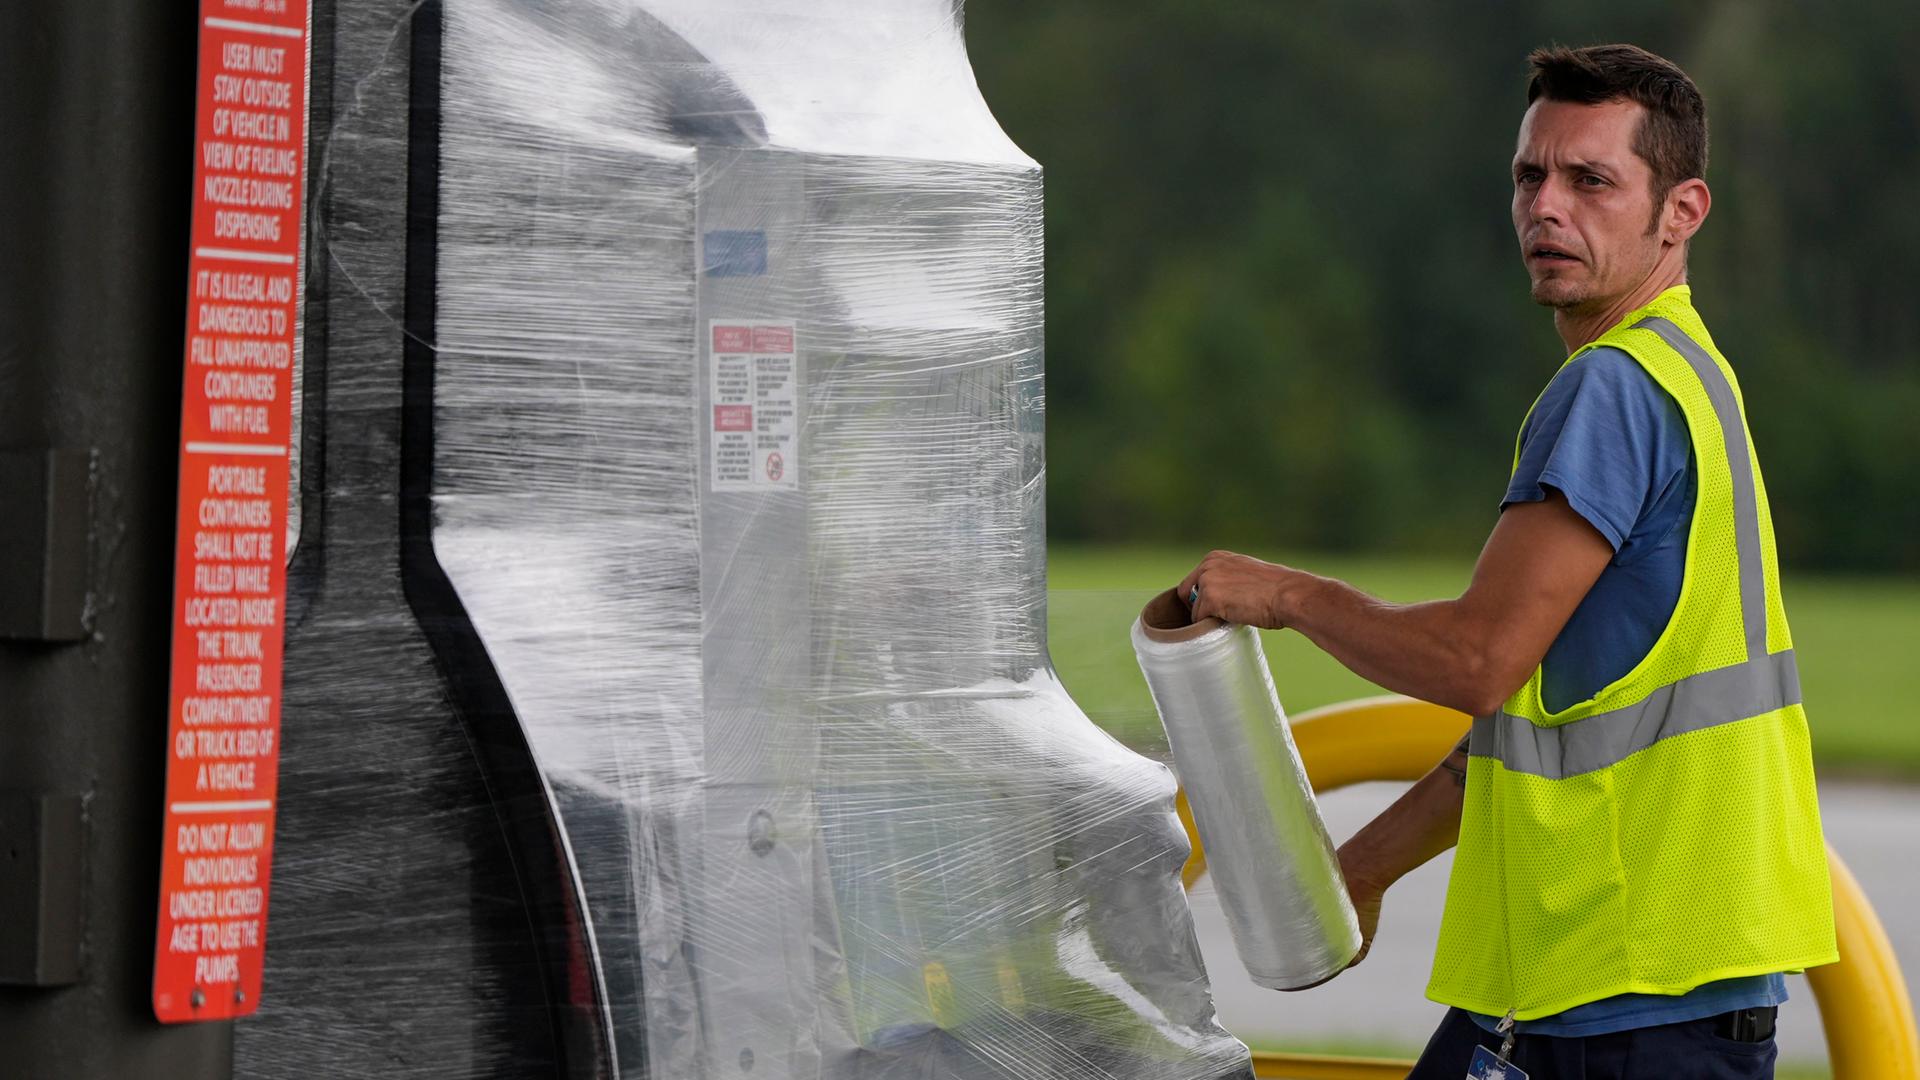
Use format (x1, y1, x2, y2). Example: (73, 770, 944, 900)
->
(1579, 174, 1608, 187)
(1516, 172, 1543, 185)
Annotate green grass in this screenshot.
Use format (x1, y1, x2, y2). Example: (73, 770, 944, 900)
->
(1046, 544, 1920, 776)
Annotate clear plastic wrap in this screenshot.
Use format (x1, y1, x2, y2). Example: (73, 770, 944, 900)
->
(1132, 591, 1361, 991)
(236, 2, 1255, 1077)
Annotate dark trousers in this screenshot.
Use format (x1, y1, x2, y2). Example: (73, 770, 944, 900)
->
(1406, 1007, 1778, 1080)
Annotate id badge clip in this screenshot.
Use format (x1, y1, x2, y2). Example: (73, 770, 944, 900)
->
(1466, 1010, 1528, 1080)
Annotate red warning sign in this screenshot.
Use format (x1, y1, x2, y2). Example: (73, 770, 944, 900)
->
(708, 320, 799, 492)
(153, 0, 311, 1024)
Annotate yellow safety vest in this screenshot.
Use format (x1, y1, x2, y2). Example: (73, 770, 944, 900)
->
(1428, 286, 1837, 1020)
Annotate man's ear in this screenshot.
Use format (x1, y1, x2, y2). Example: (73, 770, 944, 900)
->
(1664, 177, 1711, 246)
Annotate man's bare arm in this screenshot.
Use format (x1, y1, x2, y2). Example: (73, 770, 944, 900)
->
(1336, 734, 1471, 968)
(1178, 489, 1614, 716)
(1178, 489, 1612, 970)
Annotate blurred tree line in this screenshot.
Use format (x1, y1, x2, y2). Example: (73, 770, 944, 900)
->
(966, 0, 1920, 572)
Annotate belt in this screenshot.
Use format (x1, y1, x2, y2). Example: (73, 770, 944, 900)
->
(1713, 1006, 1777, 1043)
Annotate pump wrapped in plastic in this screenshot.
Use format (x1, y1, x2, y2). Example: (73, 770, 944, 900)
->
(236, 1, 1253, 1078)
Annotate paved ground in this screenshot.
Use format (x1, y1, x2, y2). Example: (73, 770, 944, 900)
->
(1186, 778, 1920, 1070)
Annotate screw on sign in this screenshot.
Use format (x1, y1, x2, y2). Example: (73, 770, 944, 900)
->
(766, 451, 784, 482)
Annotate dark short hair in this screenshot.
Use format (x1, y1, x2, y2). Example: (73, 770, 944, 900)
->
(1526, 44, 1708, 202)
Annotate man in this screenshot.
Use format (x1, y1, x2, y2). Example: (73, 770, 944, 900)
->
(1178, 44, 1835, 1079)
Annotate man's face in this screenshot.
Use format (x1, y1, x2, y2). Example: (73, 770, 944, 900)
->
(1512, 98, 1666, 312)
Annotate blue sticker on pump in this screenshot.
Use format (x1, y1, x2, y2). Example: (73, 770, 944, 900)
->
(703, 229, 768, 277)
(1467, 1045, 1528, 1080)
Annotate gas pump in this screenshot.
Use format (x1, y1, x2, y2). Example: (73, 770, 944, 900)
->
(124, 1, 1252, 1077)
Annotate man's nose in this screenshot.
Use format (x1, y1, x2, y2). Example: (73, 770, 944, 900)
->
(1528, 175, 1569, 225)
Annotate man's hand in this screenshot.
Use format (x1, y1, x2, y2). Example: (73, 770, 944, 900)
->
(1337, 846, 1387, 971)
(1176, 550, 1309, 629)
(1320, 736, 1472, 981)
(1279, 847, 1388, 992)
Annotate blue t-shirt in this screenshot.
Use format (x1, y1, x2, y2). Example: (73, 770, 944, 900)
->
(1466, 346, 1786, 1037)
(1507, 346, 1693, 714)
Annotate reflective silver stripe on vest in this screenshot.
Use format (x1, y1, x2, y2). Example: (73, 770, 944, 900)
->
(1471, 649, 1801, 779)
(1634, 316, 1768, 657)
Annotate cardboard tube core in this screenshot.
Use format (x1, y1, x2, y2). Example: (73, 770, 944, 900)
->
(1138, 588, 1224, 644)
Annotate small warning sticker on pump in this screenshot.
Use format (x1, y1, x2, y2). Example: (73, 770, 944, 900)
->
(710, 321, 799, 491)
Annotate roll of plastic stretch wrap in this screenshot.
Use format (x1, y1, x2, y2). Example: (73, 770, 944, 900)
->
(1131, 590, 1362, 990)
